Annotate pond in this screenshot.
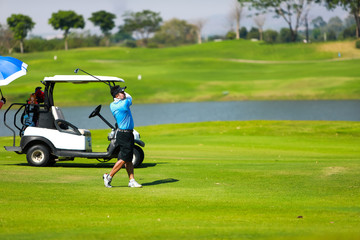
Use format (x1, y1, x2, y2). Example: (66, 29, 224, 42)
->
(1, 100, 359, 137)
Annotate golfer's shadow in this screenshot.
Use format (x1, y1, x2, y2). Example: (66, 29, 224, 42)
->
(142, 178, 179, 186)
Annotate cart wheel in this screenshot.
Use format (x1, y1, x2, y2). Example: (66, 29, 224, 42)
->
(132, 145, 144, 168)
(26, 144, 51, 167)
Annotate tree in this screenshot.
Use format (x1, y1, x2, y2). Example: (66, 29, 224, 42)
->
(226, 31, 237, 39)
(121, 10, 162, 46)
(279, 28, 292, 42)
(89, 10, 116, 47)
(321, 0, 360, 38)
(239, 0, 315, 42)
(229, 0, 244, 39)
(327, 29, 337, 40)
(193, 19, 207, 44)
(302, 6, 311, 43)
(264, 29, 279, 43)
(312, 28, 322, 40)
(253, 14, 266, 40)
(113, 26, 134, 43)
(240, 26, 248, 38)
(7, 14, 35, 54)
(326, 16, 344, 38)
(152, 18, 197, 46)
(342, 24, 357, 38)
(311, 16, 327, 29)
(0, 23, 14, 54)
(48, 10, 85, 50)
(311, 16, 327, 41)
(342, 14, 357, 38)
(247, 27, 260, 39)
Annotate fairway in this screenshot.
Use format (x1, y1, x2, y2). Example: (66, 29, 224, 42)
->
(3, 40, 360, 106)
(0, 121, 359, 239)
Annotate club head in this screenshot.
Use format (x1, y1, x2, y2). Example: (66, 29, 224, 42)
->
(74, 68, 79, 73)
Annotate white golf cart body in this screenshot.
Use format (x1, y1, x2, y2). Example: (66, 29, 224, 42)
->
(3, 75, 145, 167)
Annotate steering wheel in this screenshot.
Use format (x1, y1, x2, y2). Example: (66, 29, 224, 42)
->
(89, 105, 102, 118)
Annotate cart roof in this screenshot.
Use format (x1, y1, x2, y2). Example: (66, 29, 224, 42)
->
(43, 75, 124, 83)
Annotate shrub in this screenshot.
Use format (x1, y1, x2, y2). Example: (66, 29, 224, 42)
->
(279, 28, 292, 43)
(264, 30, 278, 44)
(240, 27, 248, 39)
(125, 40, 137, 48)
(147, 42, 158, 48)
(247, 27, 260, 40)
(356, 40, 360, 49)
(327, 30, 337, 41)
(226, 31, 236, 40)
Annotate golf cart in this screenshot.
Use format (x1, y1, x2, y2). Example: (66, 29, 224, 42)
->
(3, 73, 145, 167)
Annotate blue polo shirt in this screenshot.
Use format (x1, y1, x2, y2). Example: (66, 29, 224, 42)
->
(110, 94, 134, 130)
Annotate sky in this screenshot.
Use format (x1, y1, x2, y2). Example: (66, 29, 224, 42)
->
(0, 0, 349, 39)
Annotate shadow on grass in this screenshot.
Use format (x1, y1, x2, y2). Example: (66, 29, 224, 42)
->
(112, 178, 179, 188)
(142, 178, 179, 186)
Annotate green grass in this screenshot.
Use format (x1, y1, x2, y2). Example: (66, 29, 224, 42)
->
(3, 40, 360, 106)
(1, 121, 360, 239)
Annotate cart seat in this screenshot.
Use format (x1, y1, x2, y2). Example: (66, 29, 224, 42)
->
(51, 106, 90, 136)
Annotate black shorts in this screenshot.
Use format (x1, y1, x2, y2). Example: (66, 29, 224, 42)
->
(116, 131, 134, 162)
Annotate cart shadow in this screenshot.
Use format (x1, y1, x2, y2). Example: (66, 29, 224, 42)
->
(55, 162, 158, 168)
(10, 162, 158, 169)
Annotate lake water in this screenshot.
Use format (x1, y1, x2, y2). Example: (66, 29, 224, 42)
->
(1, 100, 359, 136)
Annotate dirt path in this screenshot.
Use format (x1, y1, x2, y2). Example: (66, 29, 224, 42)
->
(224, 56, 360, 64)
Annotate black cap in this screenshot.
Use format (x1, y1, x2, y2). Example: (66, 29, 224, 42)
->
(110, 85, 126, 98)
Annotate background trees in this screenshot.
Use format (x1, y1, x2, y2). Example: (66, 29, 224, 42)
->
(1, 3, 359, 53)
(89, 10, 116, 47)
(6, 14, 35, 54)
(48, 10, 85, 50)
(322, 0, 360, 38)
(192, 19, 207, 44)
(253, 14, 266, 41)
(0, 24, 13, 54)
(229, 0, 244, 39)
(239, 0, 314, 42)
(122, 10, 162, 46)
(152, 18, 197, 46)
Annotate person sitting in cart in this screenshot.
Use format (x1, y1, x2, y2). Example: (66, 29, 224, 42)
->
(22, 93, 39, 127)
(103, 85, 142, 188)
(35, 86, 44, 103)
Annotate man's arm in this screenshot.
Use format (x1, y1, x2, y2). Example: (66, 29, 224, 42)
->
(125, 92, 132, 105)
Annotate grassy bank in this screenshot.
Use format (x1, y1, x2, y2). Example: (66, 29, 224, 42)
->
(3, 40, 360, 106)
(0, 121, 359, 239)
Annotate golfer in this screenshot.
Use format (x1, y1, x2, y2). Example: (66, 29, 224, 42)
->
(103, 85, 142, 188)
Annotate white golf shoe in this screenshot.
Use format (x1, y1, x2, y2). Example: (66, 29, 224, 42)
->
(103, 173, 112, 188)
(128, 179, 142, 188)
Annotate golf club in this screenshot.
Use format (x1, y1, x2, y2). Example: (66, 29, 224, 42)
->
(74, 68, 112, 87)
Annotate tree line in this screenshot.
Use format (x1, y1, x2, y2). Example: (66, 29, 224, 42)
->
(0, 9, 205, 54)
(236, 0, 360, 42)
(1, 0, 359, 54)
(223, 14, 358, 43)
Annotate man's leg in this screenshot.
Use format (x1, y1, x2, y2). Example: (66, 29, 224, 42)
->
(110, 159, 126, 177)
(125, 161, 142, 188)
(103, 159, 126, 188)
(125, 161, 134, 180)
